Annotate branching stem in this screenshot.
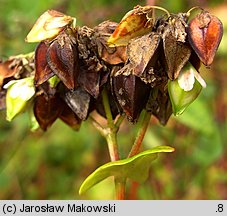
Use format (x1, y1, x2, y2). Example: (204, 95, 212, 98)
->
(102, 88, 125, 199)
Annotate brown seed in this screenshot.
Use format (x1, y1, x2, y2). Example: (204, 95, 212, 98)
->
(34, 42, 54, 86)
(64, 87, 91, 120)
(163, 27, 191, 80)
(146, 88, 172, 125)
(78, 69, 100, 99)
(127, 32, 160, 77)
(59, 102, 82, 130)
(34, 94, 62, 131)
(112, 74, 150, 122)
(47, 32, 79, 89)
(187, 11, 223, 66)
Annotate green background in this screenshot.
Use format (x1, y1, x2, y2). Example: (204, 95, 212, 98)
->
(0, 0, 227, 199)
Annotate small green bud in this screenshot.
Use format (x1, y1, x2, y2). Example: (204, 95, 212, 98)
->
(3, 77, 35, 121)
(168, 62, 207, 116)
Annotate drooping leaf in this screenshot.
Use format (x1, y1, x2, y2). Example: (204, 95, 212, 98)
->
(79, 146, 174, 195)
(107, 6, 154, 47)
(25, 10, 74, 42)
(47, 31, 79, 89)
(112, 74, 150, 122)
(64, 87, 91, 120)
(34, 42, 54, 86)
(34, 94, 62, 130)
(187, 10, 223, 66)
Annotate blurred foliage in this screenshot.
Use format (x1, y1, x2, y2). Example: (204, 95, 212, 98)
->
(0, 0, 227, 199)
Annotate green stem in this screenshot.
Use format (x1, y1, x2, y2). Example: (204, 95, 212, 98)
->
(102, 88, 115, 130)
(114, 113, 125, 129)
(128, 111, 151, 158)
(115, 177, 126, 200)
(106, 132, 119, 161)
(102, 88, 126, 199)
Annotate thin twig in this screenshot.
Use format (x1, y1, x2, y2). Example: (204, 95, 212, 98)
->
(128, 111, 151, 158)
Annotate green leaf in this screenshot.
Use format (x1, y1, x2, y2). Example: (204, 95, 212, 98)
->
(79, 146, 174, 195)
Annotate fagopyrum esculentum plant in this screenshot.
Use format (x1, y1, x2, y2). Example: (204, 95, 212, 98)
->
(0, 5, 223, 199)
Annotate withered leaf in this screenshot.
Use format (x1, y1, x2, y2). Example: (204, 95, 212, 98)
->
(95, 21, 127, 65)
(64, 87, 91, 120)
(100, 45, 127, 65)
(107, 5, 154, 47)
(59, 102, 82, 130)
(34, 94, 63, 131)
(187, 11, 223, 66)
(47, 32, 79, 89)
(112, 74, 150, 122)
(127, 32, 160, 76)
(35, 42, 54, 86)
(163, 28, 191, 80)
(0, 60, 18, 87)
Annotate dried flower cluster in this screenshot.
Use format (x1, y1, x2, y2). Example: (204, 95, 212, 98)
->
(0, 6, 223, 130)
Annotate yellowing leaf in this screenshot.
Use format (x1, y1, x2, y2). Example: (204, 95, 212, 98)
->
(107, 6, 154, 47)
(25, 10, 74, 43)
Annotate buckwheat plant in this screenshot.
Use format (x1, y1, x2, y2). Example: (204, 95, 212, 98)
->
(0, 6, 223, 199)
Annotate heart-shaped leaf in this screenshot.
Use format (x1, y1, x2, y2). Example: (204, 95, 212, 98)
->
(79, 146, 174, 195)
(34, 42, 54, 86)
(107, 6, 154, 47)
(187, 10, 223, 66)
(112, 74, 150, 122)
